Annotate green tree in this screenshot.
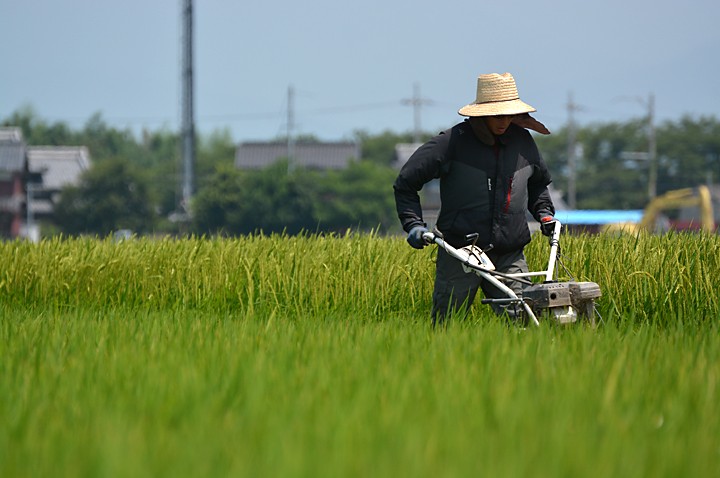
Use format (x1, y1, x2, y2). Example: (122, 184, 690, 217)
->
(191, 164, 244, 234)
(139, 129, 181, 219)
(7, 107, 720, 232)
(192, 160, 316, 235)
(655, 115, 720, 191)
(315, 160, 398, 231)
(54, 158, 156, 235)
(81, 113, 140, 160)
(354, 130, 418, 166)
(193, 159, 398, 236)
(197, 128, 236, 178)
(3, 105, 76, 145)
(536, 120, 652, 209)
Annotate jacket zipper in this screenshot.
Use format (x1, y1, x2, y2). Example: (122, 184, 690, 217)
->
(504, 177, 513, 213)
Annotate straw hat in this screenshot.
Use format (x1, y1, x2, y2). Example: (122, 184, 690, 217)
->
(458, 73, 536, 117)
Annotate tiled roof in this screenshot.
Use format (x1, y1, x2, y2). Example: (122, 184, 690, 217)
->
(27, 146, 91, 190)
(235, 142, 360, 170)
(0, 127, 26, 173)
(0, 127, 23, 142)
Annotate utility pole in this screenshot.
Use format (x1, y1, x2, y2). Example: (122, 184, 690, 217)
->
(647, 93, 657, 199)
(180, 0, 195, 215)
(618, 93, 658, 200)
(287, 85, 295, 173)
(566, 91, 579, 209)
(401, 82, 433, 144)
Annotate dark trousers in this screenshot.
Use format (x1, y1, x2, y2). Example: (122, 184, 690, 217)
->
(431, 247, 528, 324)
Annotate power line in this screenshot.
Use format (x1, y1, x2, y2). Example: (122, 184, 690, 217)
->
(16, 97, 444, 129)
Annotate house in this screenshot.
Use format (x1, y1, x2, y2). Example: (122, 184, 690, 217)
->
(0, 127, 27, 238)
(235, 141, 360, 170)
(0, 127, 91, 240)
(27, 146, 91, 218)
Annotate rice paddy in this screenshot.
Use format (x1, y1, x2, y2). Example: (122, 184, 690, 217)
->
(1, 231, 718, 477)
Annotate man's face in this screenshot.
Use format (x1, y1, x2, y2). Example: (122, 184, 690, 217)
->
(484, 115, 515, 136)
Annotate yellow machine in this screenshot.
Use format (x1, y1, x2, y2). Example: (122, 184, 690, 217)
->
(604, 186, 715, 234)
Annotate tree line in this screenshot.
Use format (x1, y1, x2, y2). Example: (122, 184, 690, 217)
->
(3, 106, 719, 237)
(536, 116, 720, 209)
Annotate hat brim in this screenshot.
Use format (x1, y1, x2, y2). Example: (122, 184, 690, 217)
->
(458, 98, 536, 117)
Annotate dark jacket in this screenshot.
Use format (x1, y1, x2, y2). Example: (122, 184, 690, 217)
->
(393, 119, 555, 252)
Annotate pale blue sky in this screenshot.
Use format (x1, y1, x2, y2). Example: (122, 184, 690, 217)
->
(2, 0, 719, 142)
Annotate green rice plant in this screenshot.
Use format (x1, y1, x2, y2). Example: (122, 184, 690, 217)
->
(524, 231, 720, 323)
(0, 232, 438, 325)
(2, 231, 719, 477)
(1, 309, 718, 477)
(1, 230, 719, 323)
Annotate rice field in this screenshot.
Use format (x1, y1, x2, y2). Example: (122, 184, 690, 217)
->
(1, 231, 719, 477)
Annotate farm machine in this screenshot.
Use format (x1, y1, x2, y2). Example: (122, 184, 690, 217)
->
(422, 220, 602, 326)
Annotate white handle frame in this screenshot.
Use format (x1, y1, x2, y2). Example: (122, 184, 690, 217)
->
(422, 220, 563, 326)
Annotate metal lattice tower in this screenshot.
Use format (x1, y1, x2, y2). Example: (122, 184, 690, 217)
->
(180, 0, 195, 213)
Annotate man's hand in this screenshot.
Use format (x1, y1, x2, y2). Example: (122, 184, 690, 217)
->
(540, 216, 556, 236)
(407, 225, 429, 249)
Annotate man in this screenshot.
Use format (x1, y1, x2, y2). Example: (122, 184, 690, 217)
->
(393, 72, 556, 324)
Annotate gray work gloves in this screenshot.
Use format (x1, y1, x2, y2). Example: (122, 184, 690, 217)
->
(406, 225, 429, 249)
(540, 215, 556, 236)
